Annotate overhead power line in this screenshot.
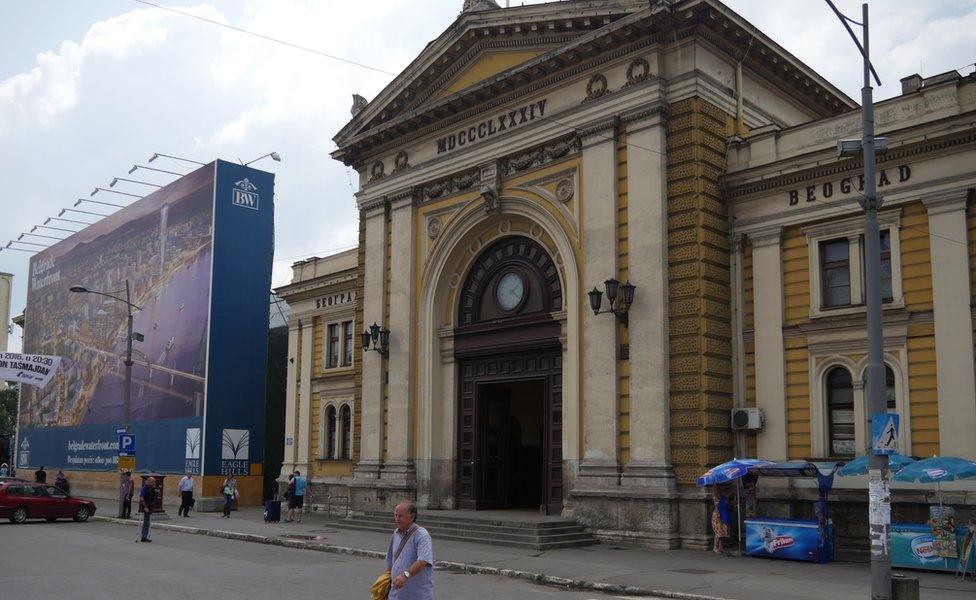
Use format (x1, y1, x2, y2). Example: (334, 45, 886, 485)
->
(130, 0, 395, 75)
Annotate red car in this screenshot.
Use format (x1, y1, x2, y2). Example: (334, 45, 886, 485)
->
(0, 481, 97, 523)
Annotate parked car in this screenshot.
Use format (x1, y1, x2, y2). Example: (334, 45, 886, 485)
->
(0, 481, 97, 524)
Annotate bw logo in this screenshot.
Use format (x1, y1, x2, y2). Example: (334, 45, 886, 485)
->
(232, 178, 259, 211)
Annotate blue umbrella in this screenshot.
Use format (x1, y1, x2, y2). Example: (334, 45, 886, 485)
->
(892, 456, 976, 483)
(696, 458, 775, 486)
(838, 452, 915, 477)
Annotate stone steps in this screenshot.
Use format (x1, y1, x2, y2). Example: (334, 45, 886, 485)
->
(329, 510, 599, 551)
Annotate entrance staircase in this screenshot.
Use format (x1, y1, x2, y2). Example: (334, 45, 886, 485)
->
(330, 509, 599, 551)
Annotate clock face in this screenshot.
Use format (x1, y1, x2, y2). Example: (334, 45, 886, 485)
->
(495, 272, 526, 311)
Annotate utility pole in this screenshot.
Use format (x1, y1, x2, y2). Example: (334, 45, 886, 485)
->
(827, 2, 891, 598)
(69, 281, 141, 519)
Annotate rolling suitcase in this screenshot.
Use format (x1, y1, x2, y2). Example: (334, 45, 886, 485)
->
(264, 498, 282, 523)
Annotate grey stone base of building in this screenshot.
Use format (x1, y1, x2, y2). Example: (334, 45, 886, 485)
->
(282, 462, 976, 556)
(569, 486, 706, 550)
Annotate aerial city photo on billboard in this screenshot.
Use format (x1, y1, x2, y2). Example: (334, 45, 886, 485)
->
(17, 161, 275, 477)
(19, 166, 215, 472)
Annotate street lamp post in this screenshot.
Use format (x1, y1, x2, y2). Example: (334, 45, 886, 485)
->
(69, 281, 142, 518)
(826, 2, 891, 598)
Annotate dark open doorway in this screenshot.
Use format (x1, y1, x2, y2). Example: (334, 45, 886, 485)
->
(477, 379, 545, 510)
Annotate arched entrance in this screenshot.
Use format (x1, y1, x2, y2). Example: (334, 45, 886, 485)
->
(454, 235, 563, 513)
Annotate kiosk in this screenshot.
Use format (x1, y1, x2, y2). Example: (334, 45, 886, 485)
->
(743, 462, 840, 564)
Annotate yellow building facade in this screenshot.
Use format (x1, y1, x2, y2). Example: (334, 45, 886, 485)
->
(281, 0, 975, 549)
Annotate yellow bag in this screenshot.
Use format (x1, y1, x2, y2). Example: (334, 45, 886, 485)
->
(371, 569, 391, 600)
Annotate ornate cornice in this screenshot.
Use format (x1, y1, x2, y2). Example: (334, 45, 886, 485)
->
(725, 129, 976, 201)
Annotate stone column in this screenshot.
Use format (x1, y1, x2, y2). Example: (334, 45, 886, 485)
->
(280, 320, 301, 475)
(354, 200, 388, 480)
(924, 190, 976, 460)
(620, 111, 674, 490)
(749, 227, 788, 461)
(296, 317, 314, 473)
(730, 234, 748, 458)
(577, 119, 620, 487)
(382, 191, 416, 483)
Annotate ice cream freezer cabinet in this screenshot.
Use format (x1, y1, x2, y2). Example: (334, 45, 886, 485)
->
(745, 518, 835, 563)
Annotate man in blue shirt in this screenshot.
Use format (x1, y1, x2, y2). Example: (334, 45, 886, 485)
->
(285, 470, 307, 523)
(387, 501, 434, 600)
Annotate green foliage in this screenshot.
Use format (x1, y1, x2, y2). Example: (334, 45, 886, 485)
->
(0, 386, 18, 439)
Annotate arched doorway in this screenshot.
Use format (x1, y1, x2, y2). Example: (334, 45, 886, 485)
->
(454, 235, 563, 513)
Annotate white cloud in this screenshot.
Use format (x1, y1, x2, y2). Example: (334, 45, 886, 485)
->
(0, 5, 241, 135)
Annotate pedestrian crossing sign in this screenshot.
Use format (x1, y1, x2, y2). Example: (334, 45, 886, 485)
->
(871, 413, 899, 455)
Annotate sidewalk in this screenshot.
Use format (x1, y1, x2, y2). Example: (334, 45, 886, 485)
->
(94, 505, 974, 600)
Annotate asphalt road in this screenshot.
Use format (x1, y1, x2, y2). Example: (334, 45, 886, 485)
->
(0, 520, 635, 600)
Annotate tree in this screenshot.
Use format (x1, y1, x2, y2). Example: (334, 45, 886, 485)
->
(0, 385, 18, 439)
(0, 386, 17, 465)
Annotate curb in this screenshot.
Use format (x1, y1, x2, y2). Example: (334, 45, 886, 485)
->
(93, 516, 728, 600)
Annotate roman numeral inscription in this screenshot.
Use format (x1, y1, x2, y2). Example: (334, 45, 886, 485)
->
(437, 99, 548, 155)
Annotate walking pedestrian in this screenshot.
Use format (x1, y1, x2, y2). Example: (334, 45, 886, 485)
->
(34, 465, 47, 483)
(387, 501, 434, 600)
(138, 476, 157, 542)
(711, 485, 731, 554)
(120, 470, 135, 519)
(55, 470, 70, 494)
(0, 463, 9, 476)
(177, 471, 194, 517)
(221, 470, 238, 518)
(285, 470, 306, 523)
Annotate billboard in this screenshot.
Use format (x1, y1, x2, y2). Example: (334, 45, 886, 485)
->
(16, 160, 274, 477)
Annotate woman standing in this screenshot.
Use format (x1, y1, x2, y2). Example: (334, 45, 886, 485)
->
(221, 470, 238, 518)
(711, 485, 731, 554)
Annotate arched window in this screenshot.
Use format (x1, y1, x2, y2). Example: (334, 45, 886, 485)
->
(340, 405, 351, 460)
(826, 367, 855, 457)
(325, 405, 337, 460)
(861, 365, 897, 411)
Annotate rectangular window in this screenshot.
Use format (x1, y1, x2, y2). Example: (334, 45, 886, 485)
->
(820, 238, 851, 308)
(342, 320, 353, 367)
(859, 230, 893, 302)
(327, 324, 340, 369)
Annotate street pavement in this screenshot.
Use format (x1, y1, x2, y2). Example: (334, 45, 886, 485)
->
(0, 520, 636, 600)
(7, 503, 972, 600)
(82, 505, 973, 600)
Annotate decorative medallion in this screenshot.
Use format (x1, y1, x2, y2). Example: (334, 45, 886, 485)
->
(529, 224, 543, 239)
(585, 73, 609, 101)
(625, 58, 650, 87)
(369, 160, 385, 181)
(498, 220, 512, 234)
(555, 179, 574, 204)
(393, 151, 410, 172)
(427, 217, 442, 240)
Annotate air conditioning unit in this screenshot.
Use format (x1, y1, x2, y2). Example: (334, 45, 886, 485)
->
(731, 407, 764, 430)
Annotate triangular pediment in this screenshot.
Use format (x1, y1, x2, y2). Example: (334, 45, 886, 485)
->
(433, 49, 547, 101)
(334, 1, 646, 149)
(333, 0, 857, 166)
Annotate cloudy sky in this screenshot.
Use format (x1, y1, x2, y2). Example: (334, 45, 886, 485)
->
(2, 0, 974, 351)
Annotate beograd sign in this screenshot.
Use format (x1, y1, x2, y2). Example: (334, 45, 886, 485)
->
(436, 99, 549, 155)
(787, 164, 911, 207)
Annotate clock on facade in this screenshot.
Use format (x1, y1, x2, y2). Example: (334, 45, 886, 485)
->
(495, 271, 526, 311)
